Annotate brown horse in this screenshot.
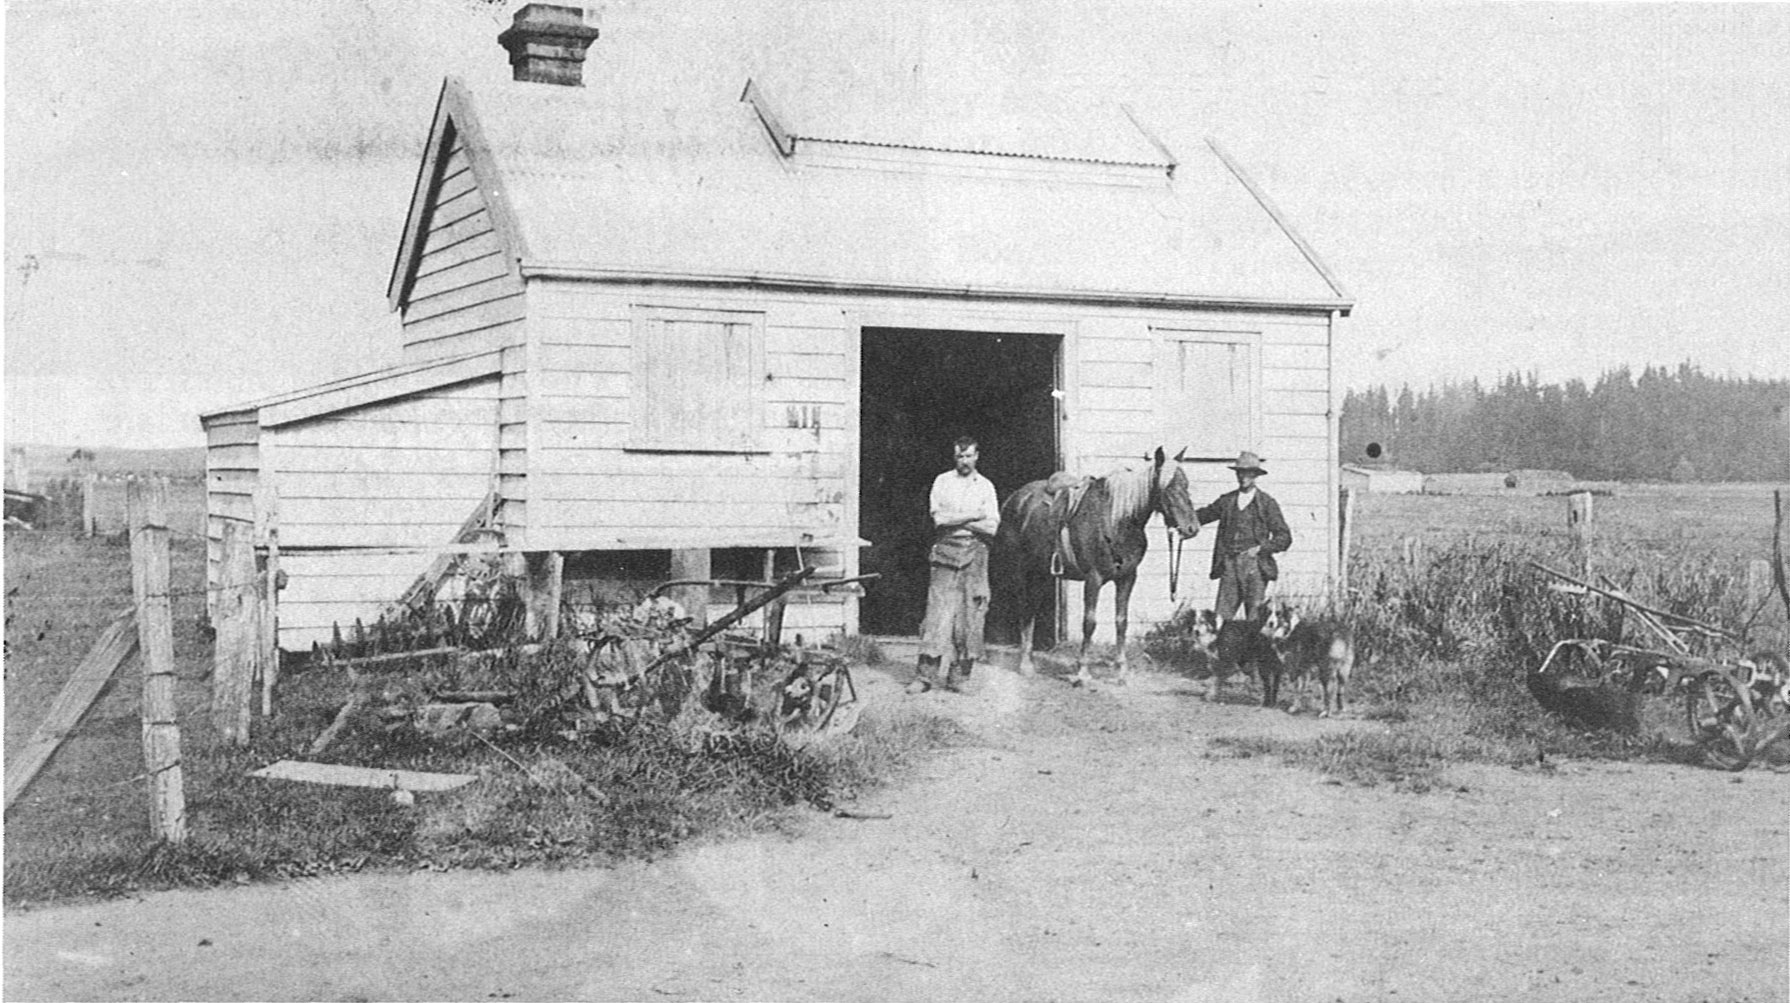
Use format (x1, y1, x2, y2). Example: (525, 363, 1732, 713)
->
(996, 447, 1200, 686)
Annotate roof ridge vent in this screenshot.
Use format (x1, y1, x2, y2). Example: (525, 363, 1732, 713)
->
(498, 4, 602, 87)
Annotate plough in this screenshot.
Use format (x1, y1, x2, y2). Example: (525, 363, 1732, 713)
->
(1531, 561, 1790, 770)
(572, 567, 880, 745)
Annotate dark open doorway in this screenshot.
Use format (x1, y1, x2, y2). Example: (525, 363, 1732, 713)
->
(858, 327, 1060, 639)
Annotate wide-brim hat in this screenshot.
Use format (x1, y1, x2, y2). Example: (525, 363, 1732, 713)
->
(1227, 451, 1268, 474)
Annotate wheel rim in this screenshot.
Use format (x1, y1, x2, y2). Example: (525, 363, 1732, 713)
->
(1686, 672, 1755, 771)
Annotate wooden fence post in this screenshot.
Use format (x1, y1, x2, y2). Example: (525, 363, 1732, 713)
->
(1745, 558, 1772, 613)
(82, 472, 98, 537)
(258, 539, 281, 717)
(128, 478, 187, 843)
(214, 520, 256, 744)
(1338, 486, 1355, 591)
(1401, 535, 1422, 568)
(7, 445, 28, 492)
(1567, 490, 1595, 580)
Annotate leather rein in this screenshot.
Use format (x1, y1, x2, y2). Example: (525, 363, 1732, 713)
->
(1154, 463, 1187, 603)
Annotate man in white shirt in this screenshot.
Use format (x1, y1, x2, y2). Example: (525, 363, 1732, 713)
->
(911, 436, 1001, 693)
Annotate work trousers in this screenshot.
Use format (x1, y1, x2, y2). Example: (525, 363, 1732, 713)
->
(1214, 551, 1268, 623)
(920, 538, 990, 663)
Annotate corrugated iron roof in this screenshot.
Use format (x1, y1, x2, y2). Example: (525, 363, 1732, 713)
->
(388, 10, 1350, 313)
(764, 76, 1173, 169)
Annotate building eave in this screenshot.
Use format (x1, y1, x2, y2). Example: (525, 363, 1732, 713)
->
(199, 350, 504, 426)
(1205, 136, 1353, 308)
(517, 261, 1353, 315)
(386, 77, 529, 313)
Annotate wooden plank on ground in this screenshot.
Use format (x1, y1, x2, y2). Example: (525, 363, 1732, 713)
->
(249, 760, 477, 792)
(4, 611, 138, 808)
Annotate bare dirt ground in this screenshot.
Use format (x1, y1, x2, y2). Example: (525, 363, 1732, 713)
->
(6, 659, 1785, 1003)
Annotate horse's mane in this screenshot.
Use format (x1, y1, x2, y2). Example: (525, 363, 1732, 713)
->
(1102, 463, 1158, 526)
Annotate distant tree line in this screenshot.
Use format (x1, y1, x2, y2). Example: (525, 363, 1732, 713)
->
(1341, 364, 1790, 482)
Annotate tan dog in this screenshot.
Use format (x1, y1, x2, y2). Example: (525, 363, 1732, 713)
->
(1264, 604, 1356, 717)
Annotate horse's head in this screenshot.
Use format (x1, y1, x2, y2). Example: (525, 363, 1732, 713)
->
(1150, 446, 1200, 539)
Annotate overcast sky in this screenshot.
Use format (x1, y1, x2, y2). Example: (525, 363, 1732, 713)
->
(5, 0, 1787, 449)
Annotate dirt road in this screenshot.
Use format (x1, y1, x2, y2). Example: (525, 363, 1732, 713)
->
(6, 662, 1785, 1002)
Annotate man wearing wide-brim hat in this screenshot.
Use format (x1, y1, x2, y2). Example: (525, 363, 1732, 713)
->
(1194, 450, 1292, 624)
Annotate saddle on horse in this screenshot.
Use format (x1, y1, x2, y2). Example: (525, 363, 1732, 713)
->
(1037, 472, 1097, 579)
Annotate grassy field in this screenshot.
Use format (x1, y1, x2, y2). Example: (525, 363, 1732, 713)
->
(1351, 481, 1786, 565)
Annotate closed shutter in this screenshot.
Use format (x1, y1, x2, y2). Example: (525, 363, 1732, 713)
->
(630, 308, 765, 452)
(1156, 333, 1259, 459)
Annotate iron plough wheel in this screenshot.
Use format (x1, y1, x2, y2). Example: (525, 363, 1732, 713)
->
(775, 659, 859, 745)
(1684, 668, 1757, 771)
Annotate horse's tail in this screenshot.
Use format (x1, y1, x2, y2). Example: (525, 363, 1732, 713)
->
(998, 480, 1053, 561)
(990, 481, 1049, 645)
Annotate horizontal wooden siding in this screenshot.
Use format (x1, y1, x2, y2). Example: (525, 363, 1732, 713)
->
(268, 378, 500, 647)
(203, 409, 261, 618)
(527, 285, 854, 554)
(400, 142, 525, 362)
(1066, 313, 1334, 635)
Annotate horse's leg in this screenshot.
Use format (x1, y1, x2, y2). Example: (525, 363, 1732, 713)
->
(1110, 573, 1137, 685)
(1016, 570, 1036, 676)
(1073, 577, 1101, 687)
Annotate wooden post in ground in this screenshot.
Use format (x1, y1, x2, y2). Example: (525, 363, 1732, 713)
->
(7, 445, 28, 492)
(1567, 491, 1595, 577)
(1337, 487, 1355, 592)
(670, 548, 711, 629)
(82, 472, 98, 537)
(258, 537, 281, 716)
(1567, 490, 1596, 630)
(525, 551, 564, 641)
(1401, 536, 1422, 568)
(760, 548, 789, 644)
(1745, 558, 1772, 615)
(1773, 489, 1790, 622)
(128, 478, 187, 843)
(213, 519, 256, 745)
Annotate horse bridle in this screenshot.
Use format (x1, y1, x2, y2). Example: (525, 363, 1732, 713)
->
(1154, 460, 1188, 603)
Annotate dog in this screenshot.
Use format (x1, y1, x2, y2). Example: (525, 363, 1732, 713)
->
(1267, 606, 1357, 717)
(1194, 609, 1285, 707)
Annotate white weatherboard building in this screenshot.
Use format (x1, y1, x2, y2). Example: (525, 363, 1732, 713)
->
(1340, 464, 1426, 495)
(202, 4, 1353, 650)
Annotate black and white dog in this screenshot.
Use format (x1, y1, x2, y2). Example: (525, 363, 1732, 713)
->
(1192, 609, 1280, 706)
(1194, 604, 1356, 715)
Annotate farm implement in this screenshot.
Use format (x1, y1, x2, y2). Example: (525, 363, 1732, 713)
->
(304, 563, 881, 753)
(578, 567, 878, 745)
(1530, 561, 1790, 770)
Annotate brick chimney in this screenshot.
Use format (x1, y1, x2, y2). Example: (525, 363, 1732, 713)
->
(498, 4, 601, 86)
